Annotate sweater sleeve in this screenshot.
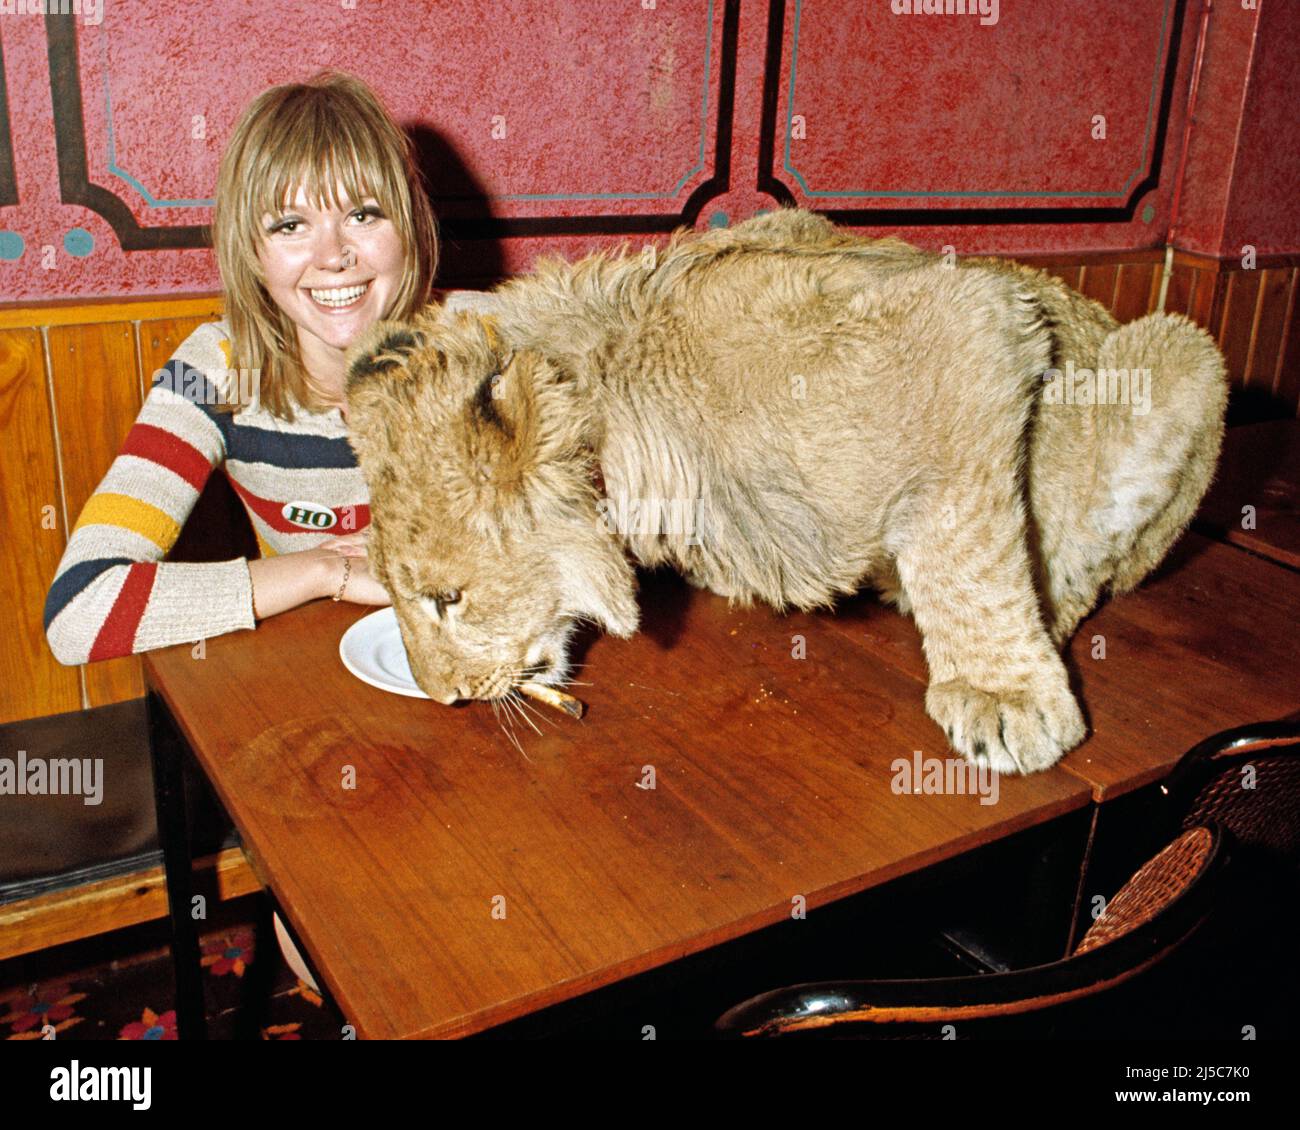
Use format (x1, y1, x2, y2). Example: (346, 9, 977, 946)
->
(43, 325, 257, 666)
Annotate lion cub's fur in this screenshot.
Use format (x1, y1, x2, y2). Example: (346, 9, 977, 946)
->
(345, 209, 1228, 774)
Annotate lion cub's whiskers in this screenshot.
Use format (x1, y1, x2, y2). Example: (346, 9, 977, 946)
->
(507, 668, 564, 731)
(504, 687, 545, 736)
(515, 699, 553, 735)
(493, 694, 534, 761)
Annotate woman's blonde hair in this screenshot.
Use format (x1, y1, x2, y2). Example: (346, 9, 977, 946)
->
(211, 71, 437, 420)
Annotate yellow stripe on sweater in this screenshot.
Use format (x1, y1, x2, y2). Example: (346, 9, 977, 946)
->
(73, 493, 181, 551)
(253, 525, 277, 559)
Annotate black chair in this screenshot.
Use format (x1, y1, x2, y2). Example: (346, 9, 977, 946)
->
(715, 822, 1231, 1038)
(1156, 719, 1300, 868)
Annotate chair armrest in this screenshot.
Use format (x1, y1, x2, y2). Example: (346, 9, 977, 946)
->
(716, 824, 1231, 1037)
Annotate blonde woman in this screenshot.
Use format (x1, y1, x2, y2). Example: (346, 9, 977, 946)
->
(43, 72, 450, 994)
(44, 72, 441, 665)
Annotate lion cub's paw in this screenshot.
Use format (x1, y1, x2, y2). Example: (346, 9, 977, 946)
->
(924, 678, 1086, 775)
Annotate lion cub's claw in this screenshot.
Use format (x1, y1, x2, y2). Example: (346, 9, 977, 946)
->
(925, 678, 1085, 775)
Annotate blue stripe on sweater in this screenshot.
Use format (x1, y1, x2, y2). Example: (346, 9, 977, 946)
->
(150, 360, 233, 453)
(44, 557, 134, 631)
(150, 360, 358, 470)
(225, 421, 358, 470)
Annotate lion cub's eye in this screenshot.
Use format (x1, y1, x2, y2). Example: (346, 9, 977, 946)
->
(422, 589, 463, 618)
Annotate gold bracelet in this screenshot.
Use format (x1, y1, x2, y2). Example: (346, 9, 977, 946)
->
(332, 556, 352, 602)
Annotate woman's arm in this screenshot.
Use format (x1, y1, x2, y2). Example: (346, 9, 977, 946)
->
(247, 544, 389, 619)
(44, 337, 349, 664)
(247, 549, 334, 620)
(44, 353, 247, 664)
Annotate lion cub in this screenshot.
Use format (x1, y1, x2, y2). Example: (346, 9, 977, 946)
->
(344, 209, 1227, 774)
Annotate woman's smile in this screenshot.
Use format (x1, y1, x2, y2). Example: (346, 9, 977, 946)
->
(303, 278, 374, 311)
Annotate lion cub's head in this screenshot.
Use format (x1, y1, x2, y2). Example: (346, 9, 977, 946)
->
(343, 309, 638, 705)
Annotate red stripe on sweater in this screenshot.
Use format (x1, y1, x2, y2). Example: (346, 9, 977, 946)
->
(228, 477, 370, 535)
(89, 562, 158, 661)
(120, 423, 213, 492)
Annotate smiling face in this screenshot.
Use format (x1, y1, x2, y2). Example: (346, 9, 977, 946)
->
(343, 311, 641, 705)
(256, 184, 407, 363)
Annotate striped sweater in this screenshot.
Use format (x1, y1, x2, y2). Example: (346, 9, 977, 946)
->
(43, 319, 370, 666)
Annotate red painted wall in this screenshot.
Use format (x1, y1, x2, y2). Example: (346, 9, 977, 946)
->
(0, 1, 1294, 305)
(1216, 0, 1300, 258)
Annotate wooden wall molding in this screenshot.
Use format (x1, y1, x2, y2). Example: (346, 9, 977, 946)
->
(0, 294, 224, 331)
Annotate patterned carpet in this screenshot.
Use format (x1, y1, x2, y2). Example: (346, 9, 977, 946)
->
(0, 896, 347, 1041)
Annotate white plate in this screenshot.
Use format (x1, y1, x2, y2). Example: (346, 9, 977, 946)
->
(338, 607, 431, 699)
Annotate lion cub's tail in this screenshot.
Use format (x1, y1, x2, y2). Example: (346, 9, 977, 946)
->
(1089, 312, 1229, 595)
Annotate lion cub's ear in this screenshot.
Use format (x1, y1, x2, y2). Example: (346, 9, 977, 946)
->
(344, 312, 445, 451)
(460, 349, 542, 490)
(459, 348, 582, 510)
(346, 319, 428, 397)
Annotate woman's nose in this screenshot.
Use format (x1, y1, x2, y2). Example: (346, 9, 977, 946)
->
(313, 221, 353, 271)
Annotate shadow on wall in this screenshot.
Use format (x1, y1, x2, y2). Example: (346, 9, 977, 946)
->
(407, 124, 506, 288)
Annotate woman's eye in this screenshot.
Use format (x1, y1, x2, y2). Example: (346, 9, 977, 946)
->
(349, 205, 385, 225)
(266, 218, 302, 235)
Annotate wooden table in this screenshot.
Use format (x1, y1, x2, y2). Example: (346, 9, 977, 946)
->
(144, 505, 1300, 1038)
(145, 569, 1091, 1039)
(826, 532, 1300, 800)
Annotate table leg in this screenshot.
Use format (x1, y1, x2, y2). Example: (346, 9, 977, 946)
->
(146, 687, 208, 1040)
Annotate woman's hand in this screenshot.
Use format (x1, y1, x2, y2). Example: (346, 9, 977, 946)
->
(247, 530, 390, 621)
(321, 549, 391, 606)
(317, 529, 371, 557)
(317, 528, 391, 606)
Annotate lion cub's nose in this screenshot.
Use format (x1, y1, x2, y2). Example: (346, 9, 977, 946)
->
(430, 685, 471, 704)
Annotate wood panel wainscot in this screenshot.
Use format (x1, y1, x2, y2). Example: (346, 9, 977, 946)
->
(0, 296, 226, 727)
(1165, 251, 1300, 422)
